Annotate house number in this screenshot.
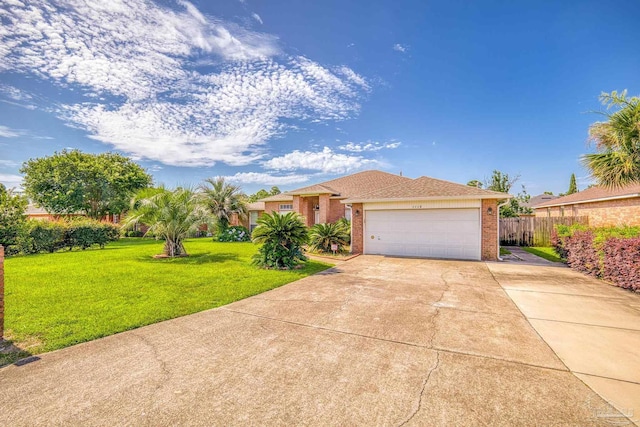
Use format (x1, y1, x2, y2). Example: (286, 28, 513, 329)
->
(411, 205, 422, 209)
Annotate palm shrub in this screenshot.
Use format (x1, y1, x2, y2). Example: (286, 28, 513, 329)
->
(122, 187, 210, 257)
(252, 212, 308, 269)
(309, 221, 350, 253)
(199, 177, 248, 234)
(337, 217, 351, 244)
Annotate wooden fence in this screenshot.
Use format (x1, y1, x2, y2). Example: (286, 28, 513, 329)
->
(499, 216, 589, 247)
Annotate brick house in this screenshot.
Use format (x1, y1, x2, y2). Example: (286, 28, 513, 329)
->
(26, 202, 121, 223)
(250, 170, 508, 261)
(533, 184, 640, 227)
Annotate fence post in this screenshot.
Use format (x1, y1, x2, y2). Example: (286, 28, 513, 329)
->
(0, 245, 4, 341)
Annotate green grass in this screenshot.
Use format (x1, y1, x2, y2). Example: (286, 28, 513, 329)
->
(500, 247, 511, 255)
(2, 238, 330, 365)
(522, 247, 563, 263)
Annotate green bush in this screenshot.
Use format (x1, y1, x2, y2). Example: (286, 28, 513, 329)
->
(126, 230, 144, 237)
(12, 219, 120, 255)
(217, 225, 250, 242)
(251, 212, 308, 269)
(309, 221, 350, 253)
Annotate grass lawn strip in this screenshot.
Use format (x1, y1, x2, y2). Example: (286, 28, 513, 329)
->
(2, 238, 330, 366)
(522, 247, 563, 263)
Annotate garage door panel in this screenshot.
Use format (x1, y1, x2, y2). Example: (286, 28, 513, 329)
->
(364, 209, 481, 260)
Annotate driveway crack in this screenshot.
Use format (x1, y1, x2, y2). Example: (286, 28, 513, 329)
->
(397, 351, 441, 427)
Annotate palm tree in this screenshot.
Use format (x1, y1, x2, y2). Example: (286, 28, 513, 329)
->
(582, 91, 640, 188)
(309, 221, 350, 253)
(199, 177, 247, 232)
(251, 212, 309, 269)
(122, 187, 210, 257)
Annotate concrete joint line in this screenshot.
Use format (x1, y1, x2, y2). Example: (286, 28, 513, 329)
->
(527, 317, 640, 333)
(397, 351, 441, 427)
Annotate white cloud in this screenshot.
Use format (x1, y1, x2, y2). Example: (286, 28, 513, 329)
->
(0, 125, 21, 138)
(263, 146, 379, 174)
(0, 160, 19, 168)
(393, 43, 407, 53)
(0, 173, 23, 189)
(251, 13, 263, 24)
(223, 172, 310, 185)
(338, 141, 401, 152)
(0, 0, 369, 167)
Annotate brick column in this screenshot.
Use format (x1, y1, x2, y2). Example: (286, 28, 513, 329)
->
(0, 245, 4, 341)
(318, 194, 330, 224)
(481, 199, 498, 261)
(350, 203, 364, 254)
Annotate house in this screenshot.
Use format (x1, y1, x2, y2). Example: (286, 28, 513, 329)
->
(26, 202, 120, 223)
(533, 184, 640, 227)
(522, 194, 559, 211)
(250, 170, 509, 261)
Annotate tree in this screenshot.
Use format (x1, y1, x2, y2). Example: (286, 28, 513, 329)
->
(199, 177, 247, 231)
(309, 221, 350, 253)
(251, 211, 308, 269)
(21, 150, 152, 219)
(567, 173, 578, 195)
(122, 187, 210, 257)
(483, 170, 532, 217)
(582, 91, 640, 188)
(466, 180, 483, 188)
(0, 184, 27, 248)
(543, 191, 554, 195)
(248, 186, 281, 202)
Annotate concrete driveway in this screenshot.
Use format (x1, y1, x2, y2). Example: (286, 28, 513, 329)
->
(0, 256, 635, 426)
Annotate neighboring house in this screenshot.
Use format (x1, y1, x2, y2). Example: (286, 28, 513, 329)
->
(522, 194, 559, 211)
(251, 170, 508, 261)
(25, 203, 120, 223)
(533, 184, 640, 227)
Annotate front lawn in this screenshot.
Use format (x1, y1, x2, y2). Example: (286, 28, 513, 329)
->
(522, 246, 563, 263)
(2, 238, 330, 366)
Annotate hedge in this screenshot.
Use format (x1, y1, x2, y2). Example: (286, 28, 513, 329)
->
(9, 219, 120, 255)
(552, 224, 640, 291)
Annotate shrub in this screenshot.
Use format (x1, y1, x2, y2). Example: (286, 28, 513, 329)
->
(563, 230, 600, 277)
(217, 225, 250, 242)
(126, 230, 144, 237)
(251, 212, 308, 269)
(309, 221, 350, 253)
(11, 218, 119, 255)
(602, 237, 640, 291)
(337, 217, 351, 244)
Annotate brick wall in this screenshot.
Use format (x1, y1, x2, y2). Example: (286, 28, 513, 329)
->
(318, 194, 330, 224)
(534, 198, 640, 227)
(0, 246, 4, 341)
(264, 201, 280, 214)
(350, 203, 364, 254)
(327, 199, 346, 223)
(481, 199, 498, 261)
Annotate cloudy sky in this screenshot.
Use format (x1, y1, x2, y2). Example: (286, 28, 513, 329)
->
(0, 0, 639, 194)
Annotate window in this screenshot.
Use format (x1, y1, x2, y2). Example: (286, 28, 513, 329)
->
(279, 204, 293, 212)
(344, 206, 352, 221)
(249, 212, 258, 232)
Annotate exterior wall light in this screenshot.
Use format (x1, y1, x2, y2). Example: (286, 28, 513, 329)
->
(355, 209, 360, 216)
(487, 207, 494, 215)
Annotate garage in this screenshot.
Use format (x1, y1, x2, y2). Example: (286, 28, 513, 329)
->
(364, 208, 481, 260)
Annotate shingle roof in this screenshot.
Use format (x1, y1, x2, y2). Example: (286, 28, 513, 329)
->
(535, 184, 640, 208)
(343, 176, 509, 202)
(26, 203, 49, 215)
(247, 201, 265, 211)
(525, 194, 559, 208)
(256, 193, 294, 202)
(287, 170, 411, 197)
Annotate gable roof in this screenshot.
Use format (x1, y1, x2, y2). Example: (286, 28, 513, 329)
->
(257, 193, 293, 203)
(534, 184, 640, 208)
(343, 176, 510, 203)
(286, 170, 411, 197)
(525, 194, 559, 208)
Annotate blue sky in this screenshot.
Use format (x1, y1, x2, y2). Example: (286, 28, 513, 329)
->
(1, 0, 638, 195)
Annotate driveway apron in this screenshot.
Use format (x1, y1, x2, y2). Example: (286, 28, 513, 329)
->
(0, 256, 629, 426)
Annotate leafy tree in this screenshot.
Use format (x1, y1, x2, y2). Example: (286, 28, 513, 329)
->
(199, 177, 248, 232)
(309, 221, 350, 253)
(0, 184, 28, 248)
(466, 180, 483, 188)
(483, 170, 532, 217)
(248, 186, 282, 202)
(543, 191, 554, 195)
(122, 187, 210, 257)
(251, 211, 308, 269)
(21, 150, 152, 219)
(582, 91, 640, 188)
(567, 173, 578, 195)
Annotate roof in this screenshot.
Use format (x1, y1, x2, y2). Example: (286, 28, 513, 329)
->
(525, 194, 559, 208)
(286, 170, 412, 197)
(256, 193, 293, 203)
(247, 201, 265, 211)
(534, 184, 640, 208)
(343, 176, 510, 203)
(26, 203, 49, 215)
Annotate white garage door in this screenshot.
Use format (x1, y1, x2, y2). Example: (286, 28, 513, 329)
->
(364, 209, 481, 260)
